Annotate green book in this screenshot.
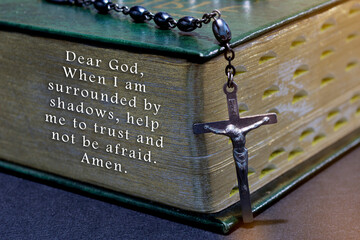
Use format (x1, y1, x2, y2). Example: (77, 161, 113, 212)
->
(1, 0, 360, 233)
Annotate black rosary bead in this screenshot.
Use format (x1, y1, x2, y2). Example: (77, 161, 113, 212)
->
(129, 6, 149, 22)
(154, 12, 172, 29)
(94, 0, 111, 14)
(212, 18, 232, 44)
(177, 16, 197, 32)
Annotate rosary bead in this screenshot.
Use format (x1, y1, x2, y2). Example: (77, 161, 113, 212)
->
(94, 0, 111, 14)
(212, 18, 232, 44)
(129, 6, 149, 22)
(177, 16, 197, 32)
(154, 12, 172, 29)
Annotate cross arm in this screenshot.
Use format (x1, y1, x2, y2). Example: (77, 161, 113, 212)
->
(193, 113, 277, 134)
(235, 113, 277, 128)
(193, 120, 230, 134)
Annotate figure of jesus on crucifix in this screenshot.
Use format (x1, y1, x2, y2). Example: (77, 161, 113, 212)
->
(193, 83, 277, 223)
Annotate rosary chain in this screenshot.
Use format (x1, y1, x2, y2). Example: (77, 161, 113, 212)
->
(224, 43, 236, 88)
(112, 5, 130, 14)
(63, 0, 218, 32)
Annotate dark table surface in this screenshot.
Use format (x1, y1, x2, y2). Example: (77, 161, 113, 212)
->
(1, 146, 360, 240)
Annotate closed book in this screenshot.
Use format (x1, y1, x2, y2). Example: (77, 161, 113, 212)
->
(0, 0, 359, 233)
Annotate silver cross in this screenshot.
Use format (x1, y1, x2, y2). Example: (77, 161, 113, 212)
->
(193, 83, 277, 223)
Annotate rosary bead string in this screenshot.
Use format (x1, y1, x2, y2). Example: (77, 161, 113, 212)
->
(57, 0, 218, 32)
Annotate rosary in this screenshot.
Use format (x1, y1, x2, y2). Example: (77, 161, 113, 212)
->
(46, 0, 277, 223)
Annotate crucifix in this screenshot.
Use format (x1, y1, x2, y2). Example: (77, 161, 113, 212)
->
(193, 83, 277, 223)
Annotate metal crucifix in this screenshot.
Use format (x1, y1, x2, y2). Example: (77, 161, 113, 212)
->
(193, 83, 277, 223)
